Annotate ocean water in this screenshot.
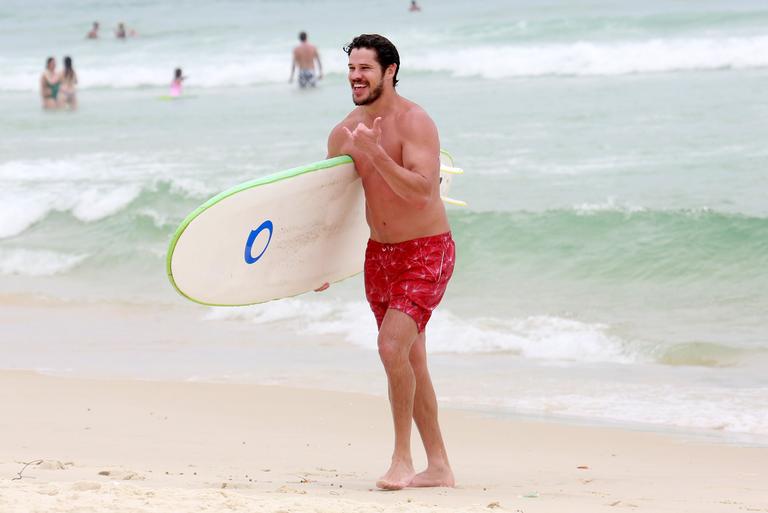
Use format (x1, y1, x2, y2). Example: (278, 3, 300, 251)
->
(1, 0, 767, 442)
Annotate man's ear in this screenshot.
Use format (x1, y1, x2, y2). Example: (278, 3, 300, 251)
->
(384, 63, 397, 82)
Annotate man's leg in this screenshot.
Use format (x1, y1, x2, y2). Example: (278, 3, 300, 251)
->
(376, 308, 419, 490)
(408, 331, 455, 487)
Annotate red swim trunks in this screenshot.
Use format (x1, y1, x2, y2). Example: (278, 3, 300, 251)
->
(364, 232, 456, 333)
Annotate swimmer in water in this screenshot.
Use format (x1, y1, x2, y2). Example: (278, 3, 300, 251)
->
(59, 56, 78, 110)
(170, 68, 186, 97)
(86, 21, 99, 39)
(40, 57, 61, 110)
(289, 31, 323, 88)
(115, 22, 137, 39)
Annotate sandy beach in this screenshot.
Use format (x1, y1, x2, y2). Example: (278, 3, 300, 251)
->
(2, 1, 768, 512)
(1, 369, 765, 513)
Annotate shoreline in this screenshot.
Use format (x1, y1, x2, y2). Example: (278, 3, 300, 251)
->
(1, 370, 766, 512)
(2, 292, 767, 448)
(8, 365, 768, 449)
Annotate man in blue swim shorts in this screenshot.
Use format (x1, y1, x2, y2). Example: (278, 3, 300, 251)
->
(289, 31, 323, 88)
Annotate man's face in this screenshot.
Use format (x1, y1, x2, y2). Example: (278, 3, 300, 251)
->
(348, 48, 385, 106)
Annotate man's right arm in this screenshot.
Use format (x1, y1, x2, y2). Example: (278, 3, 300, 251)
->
(326, 123, 346, 158)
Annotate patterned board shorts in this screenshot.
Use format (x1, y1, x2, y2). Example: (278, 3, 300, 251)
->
(364, 232, 456, 333)
(298, 69, 316, 88)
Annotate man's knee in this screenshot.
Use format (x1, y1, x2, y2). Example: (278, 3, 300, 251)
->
(378, 332, 410, 368)
(377, 309, 419, 368)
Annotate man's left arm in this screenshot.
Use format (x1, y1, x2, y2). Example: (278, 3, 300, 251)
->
(347, 113, 440, 207)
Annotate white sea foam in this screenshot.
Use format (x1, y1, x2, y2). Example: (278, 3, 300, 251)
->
(167, 177, 219, 199)
(0, 194, 54, 239)
(0, 154, 221, 238)
(136, 208, 171, 229)
(70, 185, 143, 223)
(573, 197, 646, 215)
(0, 248, 87, 276)
(451, 382, 768, 437)
(0, 52, 332, 92)
(414, 35, 768, 78)
(2, 35, 767, 92)
(0, 184, 141, 237)
(204, 299, 638, 364)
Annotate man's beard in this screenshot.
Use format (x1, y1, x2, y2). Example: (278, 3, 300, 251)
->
(352, 80, 384, 106)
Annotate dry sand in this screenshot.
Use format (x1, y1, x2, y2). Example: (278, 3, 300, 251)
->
(0, 370, 766, 513)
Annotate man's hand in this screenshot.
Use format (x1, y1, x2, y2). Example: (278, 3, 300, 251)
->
(342, 117, 383, 157)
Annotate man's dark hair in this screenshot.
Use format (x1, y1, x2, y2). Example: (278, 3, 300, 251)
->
(344, 34, 400, 87)
(299, 31, 307, 42)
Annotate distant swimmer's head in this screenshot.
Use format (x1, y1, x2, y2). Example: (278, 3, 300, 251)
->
(344, 34, 400, 106)
(93, 21, 99, 29)
(299, 31, 307, 42)
(174, 68, 183, 80)
(45, 56, 56, 71)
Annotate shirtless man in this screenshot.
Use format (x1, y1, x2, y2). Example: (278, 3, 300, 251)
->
(289, 31, 323, 88)
(325, 34, 456, 490)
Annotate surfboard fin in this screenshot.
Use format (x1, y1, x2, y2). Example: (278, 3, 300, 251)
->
(440, 165, 464, 175)
(441, 196, 468, 207)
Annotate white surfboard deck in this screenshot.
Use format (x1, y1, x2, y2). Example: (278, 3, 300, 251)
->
(167, 151, 463, 306)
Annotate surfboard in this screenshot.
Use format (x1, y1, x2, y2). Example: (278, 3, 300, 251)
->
(167, 151, 464, 306)
(158, 95, 197, 101)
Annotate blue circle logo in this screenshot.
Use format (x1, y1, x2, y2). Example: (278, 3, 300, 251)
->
(244, 220, 273, 264)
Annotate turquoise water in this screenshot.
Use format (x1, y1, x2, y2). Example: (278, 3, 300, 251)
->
(1, 0, 767, 440)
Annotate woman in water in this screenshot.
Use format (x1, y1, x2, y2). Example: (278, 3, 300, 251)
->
(40, 57, 60, 110)
(170, 68, 186, 97)
(59, 56, 78, 110)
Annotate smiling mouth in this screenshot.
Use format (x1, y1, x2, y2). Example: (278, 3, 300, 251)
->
(352, 82, 368, 92)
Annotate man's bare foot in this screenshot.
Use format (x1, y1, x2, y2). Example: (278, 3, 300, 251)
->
(409, 465, 455, 488)
(376, 460, 415, 490)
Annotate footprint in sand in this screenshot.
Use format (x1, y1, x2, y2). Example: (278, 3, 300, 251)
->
(36, 460, 69, 470)
(97, 469, 145, 480)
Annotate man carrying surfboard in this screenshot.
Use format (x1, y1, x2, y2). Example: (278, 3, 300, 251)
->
(325, 33, 456, 490)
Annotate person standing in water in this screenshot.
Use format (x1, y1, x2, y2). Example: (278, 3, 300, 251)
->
(59, 56, 78, 110)
(40, 57, 61, 110)
(170, 68, 186, 97)
(409, 1, 422, 12)
(289, 31, 323, 88)
(324, 34, 456, 490)
(115, 22, 136, 39)
(86, 21, 99, 39)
